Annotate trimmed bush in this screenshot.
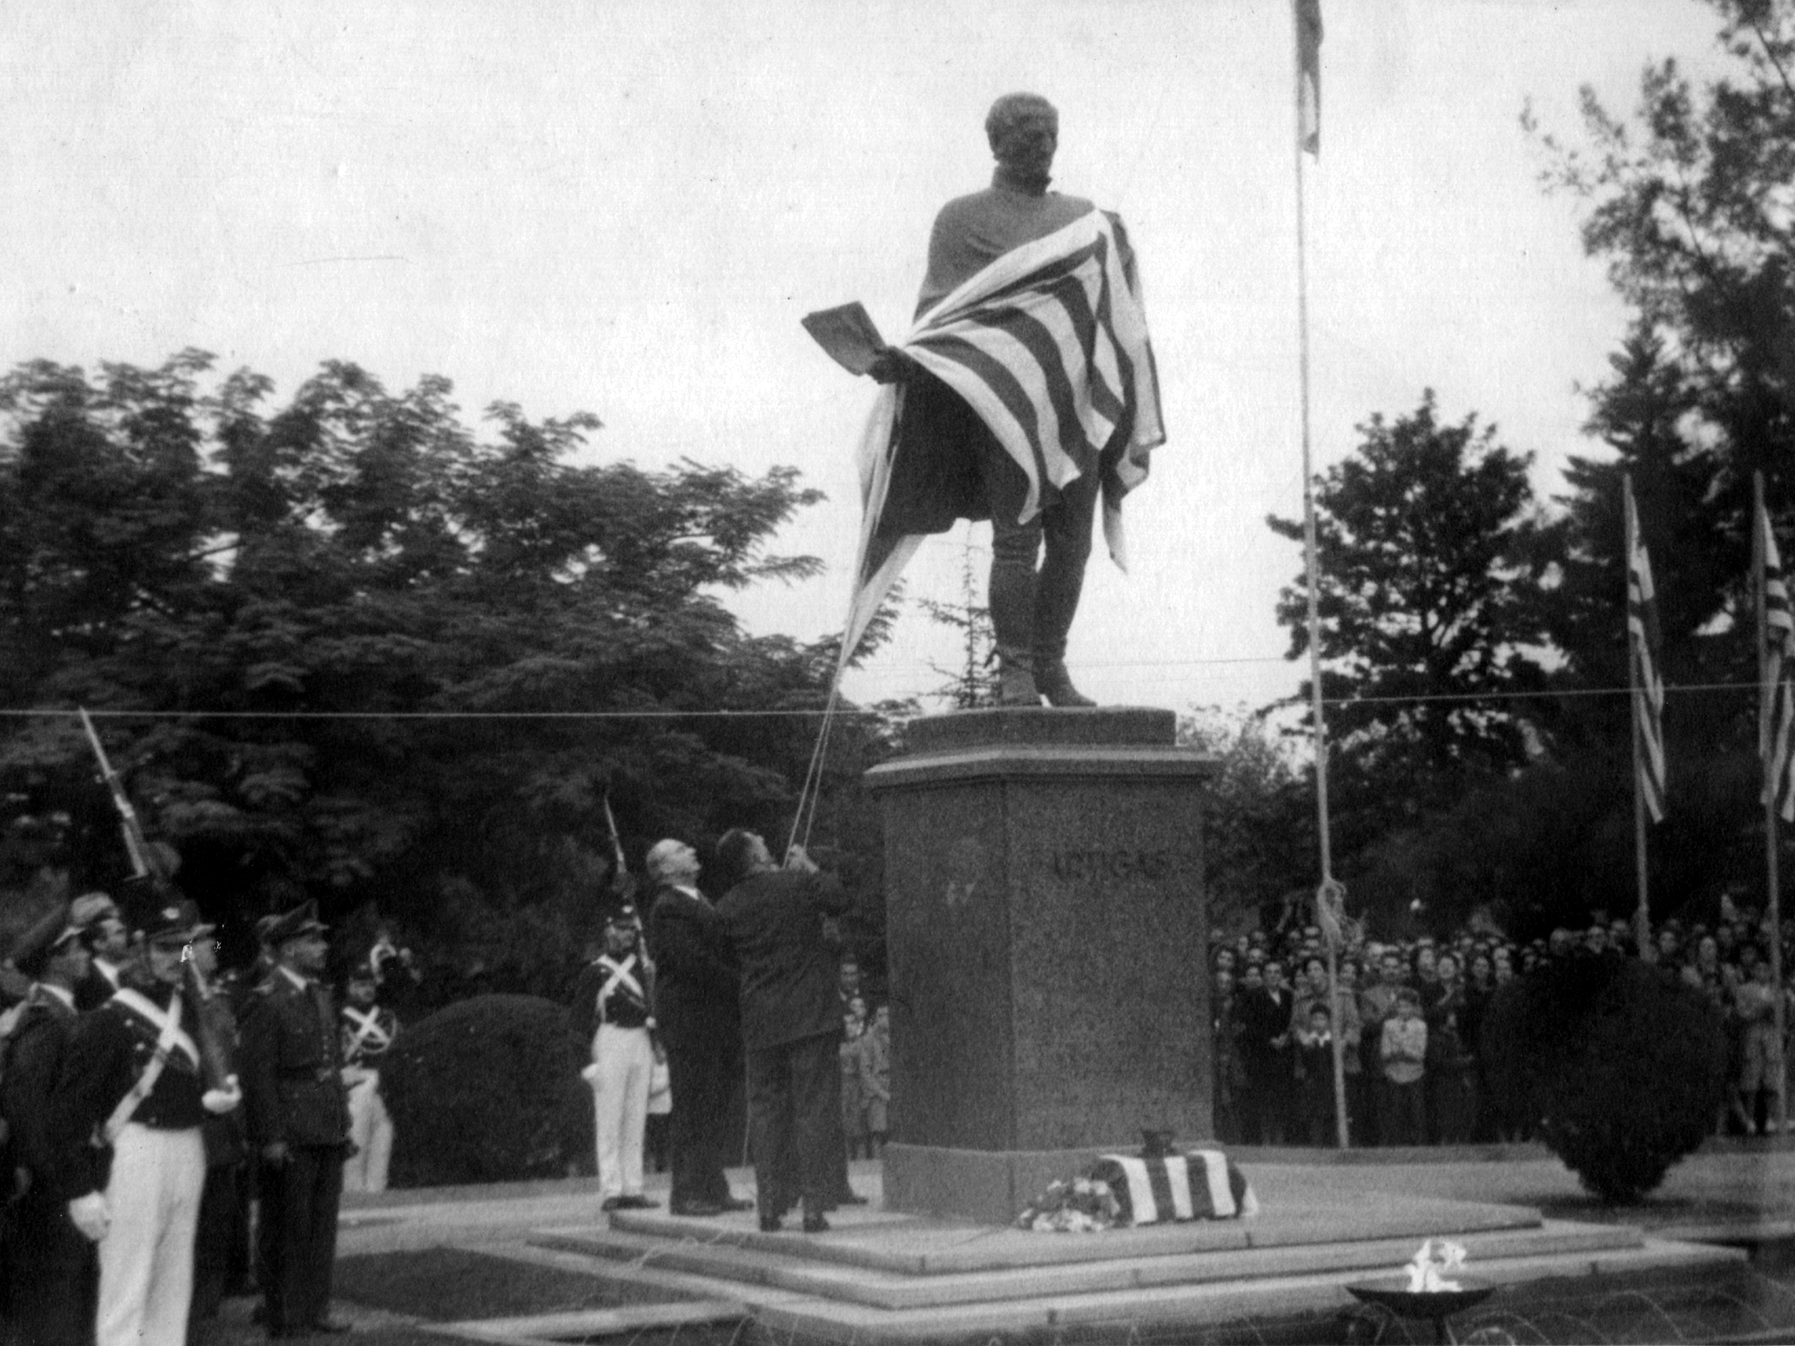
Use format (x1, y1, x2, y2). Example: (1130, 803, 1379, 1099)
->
(379, 994, 592, 1189)
(1482, 953, 1726, 1203)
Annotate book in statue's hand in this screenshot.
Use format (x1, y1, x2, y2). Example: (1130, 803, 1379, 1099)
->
(801, 302, 887, 376)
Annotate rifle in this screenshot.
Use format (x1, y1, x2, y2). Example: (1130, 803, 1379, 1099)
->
(601, 789, 629, 896)
(79, 709, 157, 883)
(77, 709, 237, 1096)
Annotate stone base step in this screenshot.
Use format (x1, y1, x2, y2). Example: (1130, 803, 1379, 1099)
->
(523, 1228, 1747, 1345)
(535, 1219, 1644, 1311)
(436, 1298, 746, 1344)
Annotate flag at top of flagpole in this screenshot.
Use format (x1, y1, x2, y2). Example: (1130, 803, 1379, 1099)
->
(1625, 479, 1667, 823)
(1295, 0, 1323, 156)
(1759, 501, 1795, 822)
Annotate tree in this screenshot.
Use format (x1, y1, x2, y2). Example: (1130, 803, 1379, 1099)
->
(1522, 0, 1795, 925)
(1269, 392, 1555, 804)
(1526, 0, 1795, 590)
(0, 352, 891, 997)
(918, 539, 998, 710)
(1179, 707, 1314, 931)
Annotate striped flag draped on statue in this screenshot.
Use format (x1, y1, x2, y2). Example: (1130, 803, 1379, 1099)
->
(1760, 501, 1795, 822)
(1625, 478, 1666, 822)
(838, 210, 1165, 665)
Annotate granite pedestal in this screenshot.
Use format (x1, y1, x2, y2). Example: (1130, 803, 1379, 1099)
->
(864, 707, 1217, 1223)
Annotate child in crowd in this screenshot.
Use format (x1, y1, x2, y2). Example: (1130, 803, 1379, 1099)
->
(1294, 1003, 1337, 1146)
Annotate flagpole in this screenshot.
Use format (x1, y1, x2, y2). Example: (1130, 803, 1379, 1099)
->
(1625, 476, 1652, 952)
(1291, 1, 1347, 1152)
(1755, 471, 1787, 1135)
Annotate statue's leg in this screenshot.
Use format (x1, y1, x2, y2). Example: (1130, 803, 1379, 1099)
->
(975, 435, 1043, 707)
(1033, 470, 1100, 707)
(988, 511, 1043, 706)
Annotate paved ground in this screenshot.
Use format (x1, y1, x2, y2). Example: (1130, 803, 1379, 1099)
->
(190, 1142, 1795, 1342)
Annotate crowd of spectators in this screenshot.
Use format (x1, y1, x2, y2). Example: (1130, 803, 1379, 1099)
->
(1210, 905, 1795, 1147)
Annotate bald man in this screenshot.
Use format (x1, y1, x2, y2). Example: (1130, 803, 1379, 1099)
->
(644, 839, 750, 1216)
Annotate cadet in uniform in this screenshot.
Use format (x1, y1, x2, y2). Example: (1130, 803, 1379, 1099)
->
(54, 901, 241, 1346)
(569, 907, 658, 1212)
(240, 902, 352, 1337)
(339, 960, 398, 1193)
(0, 906, 96, 1346)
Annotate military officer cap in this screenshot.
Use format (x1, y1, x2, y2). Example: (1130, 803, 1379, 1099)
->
(9, 902, 82, 978)
(140, 900, 197, 947)
(263, 900, 328, 949)
(70, 890, 120, 931)
(176, 899, 216, 939)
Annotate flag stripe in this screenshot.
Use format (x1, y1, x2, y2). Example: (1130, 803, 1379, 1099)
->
(1760, 503, 1795, 823)
(1626, 482, 1666, 822)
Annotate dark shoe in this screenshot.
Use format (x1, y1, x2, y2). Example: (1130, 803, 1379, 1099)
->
(620, 1194, 659, 1209)
(1036, 660, 1096, 708)
(719, 1195, 755, 1212)
(802, 1213, 831, 1234)
(671, 1199, 725, 1216)
(758, 1214, 784, 1232)
(835, 1190, 869, 1205)
(600, 1195, 626, 1212)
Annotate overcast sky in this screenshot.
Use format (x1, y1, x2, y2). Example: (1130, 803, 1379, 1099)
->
(1, 0, 1733, 717)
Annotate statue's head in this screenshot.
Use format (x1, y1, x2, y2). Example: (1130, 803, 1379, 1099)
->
(986, 92, 1058, 181)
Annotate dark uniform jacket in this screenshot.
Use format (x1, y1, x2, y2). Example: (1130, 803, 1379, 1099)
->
(1, 985, 80, 1199)
(647, 885, 739, 1050)
(71, 960, 121, 1013)
(716, 869, 851, 1051)
(568, 953, 653, 1042)
(53, 985, 209, 1197)
(241, 970, 349, 1149)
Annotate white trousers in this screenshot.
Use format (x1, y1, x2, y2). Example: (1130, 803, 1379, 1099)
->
(590, 1023, 653, 1199)
(344, 1068, 394, 1193)
(98, 1121, 206, 1346)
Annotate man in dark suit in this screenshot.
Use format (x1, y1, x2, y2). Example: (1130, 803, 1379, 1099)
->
(714, 830, 851, 1234)
(643, 838, 751, 1217)
(240, 902, 352, 1337)
(1235, 958, 1296, 1146)
(0, 906, 96, 1346)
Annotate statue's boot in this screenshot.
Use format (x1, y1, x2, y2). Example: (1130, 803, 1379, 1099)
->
(996, 645, 1041, 707)
(989, 537, 1042, 707)
(1035, 659, 1095, 708)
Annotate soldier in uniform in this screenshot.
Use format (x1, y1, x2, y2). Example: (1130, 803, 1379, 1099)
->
(0, 907, 96, 1346)
(183, 905, 249, 1330)
(70, 893, 128, 1012)
(569, 907, 658, 1212)
(53, 901, 241, 1346)
(240, 902, 352, 1338)
(338, 961, 397, 1193)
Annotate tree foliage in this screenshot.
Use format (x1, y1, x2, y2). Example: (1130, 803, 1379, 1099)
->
(1179, 708, 1313, 931)
(0, 352, 891, 995)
